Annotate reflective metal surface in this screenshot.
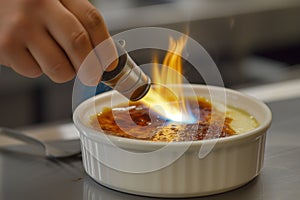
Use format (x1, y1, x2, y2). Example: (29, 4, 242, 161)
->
(0, 127, 81, 158)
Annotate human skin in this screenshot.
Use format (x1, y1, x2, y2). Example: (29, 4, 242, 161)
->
(0, 0, 118, 85)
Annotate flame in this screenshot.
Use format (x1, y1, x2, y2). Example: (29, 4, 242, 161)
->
(139, 36, 195, 123)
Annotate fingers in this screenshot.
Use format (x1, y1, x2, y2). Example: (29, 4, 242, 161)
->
(0, 34, 42, 78)
(60, 0, 118, 71)
(43, 2, 93, 72)
(12, 51, 42, 78)
(41, 1, 104, 85)
(26, 28, 75, 83)
(61, 0, 110, 47)
(0, 11, 42, 78)
(0, 0, 117, 84)
(4, 47, 42, 78)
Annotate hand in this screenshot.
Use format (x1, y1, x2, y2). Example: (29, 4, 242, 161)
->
(0, 0, 117, 84)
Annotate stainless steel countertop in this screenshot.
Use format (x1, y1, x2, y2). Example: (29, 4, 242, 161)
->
(1, 86, 300, 200)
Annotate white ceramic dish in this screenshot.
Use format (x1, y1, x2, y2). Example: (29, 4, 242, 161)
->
(73, 84, 272, 198)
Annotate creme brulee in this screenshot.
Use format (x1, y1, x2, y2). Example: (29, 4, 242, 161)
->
(90, 98, 259, 142)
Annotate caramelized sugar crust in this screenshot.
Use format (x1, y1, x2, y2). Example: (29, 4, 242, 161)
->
(90, 98, 235, 142)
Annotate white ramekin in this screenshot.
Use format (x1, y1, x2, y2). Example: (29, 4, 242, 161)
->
(73, 84, 272, 198)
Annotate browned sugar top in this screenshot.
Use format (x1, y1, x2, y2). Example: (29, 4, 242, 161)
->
(90, 98, 235, 142)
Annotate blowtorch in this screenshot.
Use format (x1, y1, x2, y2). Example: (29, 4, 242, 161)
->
(101, 41, 151, 101)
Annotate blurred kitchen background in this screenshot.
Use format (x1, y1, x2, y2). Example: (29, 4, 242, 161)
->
(0, 0, 300, 128)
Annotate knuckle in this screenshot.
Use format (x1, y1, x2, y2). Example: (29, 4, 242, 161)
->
(50, 71, 75, 83)
(26, 70, 43, 78)
(4, 10, 39, 42)
(44, 60, 75, 83)
(8, 13, 32, 34)
(70, 30, 90, 49)
(9, 14, 28, 29)
(51, 74, 75, 83)
(85, 8, 104, 30)
(46, 61, 67, 74)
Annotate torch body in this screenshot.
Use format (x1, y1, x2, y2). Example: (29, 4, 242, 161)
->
(101, 42, 151, 101)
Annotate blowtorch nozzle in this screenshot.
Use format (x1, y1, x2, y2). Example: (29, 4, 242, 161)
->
(101, 41, 151, 101)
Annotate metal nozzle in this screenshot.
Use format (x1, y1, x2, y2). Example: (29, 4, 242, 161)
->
(102, 42, 151, 101)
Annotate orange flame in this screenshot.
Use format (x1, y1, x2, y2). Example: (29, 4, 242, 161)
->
(139, 36, 194, 123)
